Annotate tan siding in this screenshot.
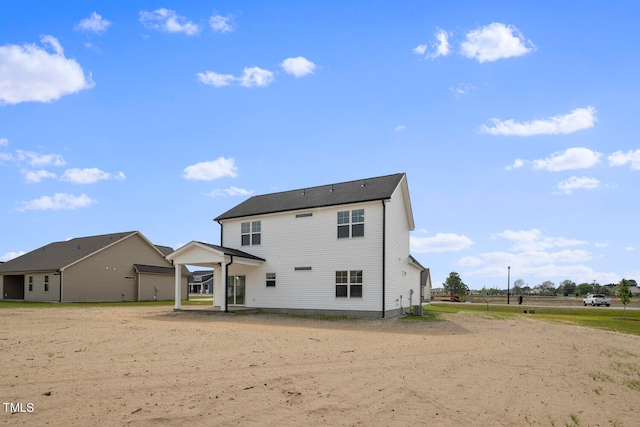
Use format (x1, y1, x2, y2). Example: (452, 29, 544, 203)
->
(139, 273, 187, 300)
(24, 272, 59, 302)
(63, 234, 173, 302)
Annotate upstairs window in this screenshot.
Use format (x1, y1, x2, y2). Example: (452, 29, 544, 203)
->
(337, 209, 364, 239)
(241, 221, 261, 246)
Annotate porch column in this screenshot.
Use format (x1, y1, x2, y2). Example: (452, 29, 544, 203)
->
(174, 263, 182, 310)
(220, 258, 227, 312)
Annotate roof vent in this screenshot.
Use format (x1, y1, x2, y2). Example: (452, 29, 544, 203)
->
(361, 180, 367, 187)
(301, 189, 306, 195)
(77, 245, 80, 250)
(330, 184, 334, 192)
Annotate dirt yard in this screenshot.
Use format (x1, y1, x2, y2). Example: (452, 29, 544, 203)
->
(1, 306, 639, 426)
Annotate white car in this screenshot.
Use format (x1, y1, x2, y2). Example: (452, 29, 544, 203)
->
(583, 294, 612, 307)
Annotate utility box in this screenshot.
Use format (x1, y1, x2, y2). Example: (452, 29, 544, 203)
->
(412, 305, 423, 316)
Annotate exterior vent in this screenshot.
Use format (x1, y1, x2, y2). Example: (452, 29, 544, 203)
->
(294, 267, 312, 271)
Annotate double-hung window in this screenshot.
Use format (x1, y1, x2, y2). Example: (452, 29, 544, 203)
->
(44, 275, 49, 292)
(28, 276, 33, 292)
(266, 273, 276, 287)
(337, 209, 364, 238)
(241, 221, 261, 246)
(335, 270, 363, 298)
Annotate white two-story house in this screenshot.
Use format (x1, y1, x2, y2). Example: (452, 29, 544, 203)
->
(167, 173, 427, 317)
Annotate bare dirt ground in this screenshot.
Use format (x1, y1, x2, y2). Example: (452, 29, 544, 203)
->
(1, 306, 639, 427)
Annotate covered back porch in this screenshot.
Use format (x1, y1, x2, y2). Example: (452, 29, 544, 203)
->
(166, 241, 264, 312)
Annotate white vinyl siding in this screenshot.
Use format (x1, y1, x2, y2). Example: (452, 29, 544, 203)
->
(384, 181, 421, 313)
(219, 200, 383, 312)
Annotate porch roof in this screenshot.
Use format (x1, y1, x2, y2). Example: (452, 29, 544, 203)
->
(166, 241, 265, 267)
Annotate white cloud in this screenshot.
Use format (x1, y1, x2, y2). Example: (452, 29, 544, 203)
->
(412, 44, 427, 55)
(449, 83, 476, 95)
(15, 193, 96, 211)
(1, 250, 25, 262)
(0, 137, 7, 147)
(505, 159, 525, 170)
(1, 150, 66, 167)
(460, 22, 535, 63)
(0, 36, 94, 105)
(198, 67, 275, 88)
(626, 246, 635, 251)
(281, 57, 317, 78)
(394, 125, 406, 131)
(429, 28, 451, 59)
(61, 168, 126, 184)
(197, 71, 236, 87)
(76, 12, 111, 34)
(183, 157, 237, 181)
(23, 169, 57, 183)
(239, 67, 275, 87)
(479, 106, 597, 136)
(494, 229, 588, 251)
(532, 147, 602, 171)
(411, 231, 473, 253)
(207, 186, 253, 197)
(608, 149, 640, 170)
(209, 14, 233, 33)
(464, 251, 619, 284)
(557, 176, 600, 194)
(139, 8, 200, 35)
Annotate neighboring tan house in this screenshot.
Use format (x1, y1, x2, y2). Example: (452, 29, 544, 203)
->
(167, 173, 427, 317)
(0, 231, 188, 302)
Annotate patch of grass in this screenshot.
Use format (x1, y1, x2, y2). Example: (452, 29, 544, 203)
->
(399, 311, 443, 323)
(568, 413, 580, 426)
(601, 348, 638, 359)
(431, 302, 640, 336)
(594, 386, 603, 395)
(589, 371, 615, 383)
(625, 379, 640, 391)
(0, 299, 209, 309)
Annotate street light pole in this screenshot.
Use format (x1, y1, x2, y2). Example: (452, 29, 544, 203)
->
(507, 266, 511, 305)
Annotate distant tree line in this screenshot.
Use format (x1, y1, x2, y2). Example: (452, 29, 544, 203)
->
(475, 278, 636, 298)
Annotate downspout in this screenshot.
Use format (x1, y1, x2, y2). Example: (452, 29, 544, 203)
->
(381, 200, 386, 319)
(224, 255, 233, 313)
(217, 220, 223, 247)
(57, 270, 62, 302)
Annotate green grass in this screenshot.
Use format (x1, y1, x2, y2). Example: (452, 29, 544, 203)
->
(0, 299, 211, 308)
(431, 302, 640, 336)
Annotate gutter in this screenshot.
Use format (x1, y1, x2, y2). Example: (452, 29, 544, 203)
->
(55, 270, 62, 302)
(217, 220, 224, 246)
(381, 200, 386, 319)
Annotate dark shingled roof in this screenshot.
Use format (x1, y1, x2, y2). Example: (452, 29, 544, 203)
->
(134, 264, 188, 276)
(214, 173, 406, 221)
(196, 242, 266, 261)
(0, 231, 138, 273)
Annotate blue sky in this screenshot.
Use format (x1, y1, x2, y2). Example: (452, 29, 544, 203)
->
(1, 1, 639, 289)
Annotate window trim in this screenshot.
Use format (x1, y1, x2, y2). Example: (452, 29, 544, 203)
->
(335, 270, 363, 298)
(266, 273, 276, 287)
(241, 220, 262, 246)
(337, 209, 365, 239)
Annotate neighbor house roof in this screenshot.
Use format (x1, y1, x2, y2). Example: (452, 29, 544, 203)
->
(134, 264, 189, 276)
(214, 173, 407, 221)
(0, 231, 169, 274)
